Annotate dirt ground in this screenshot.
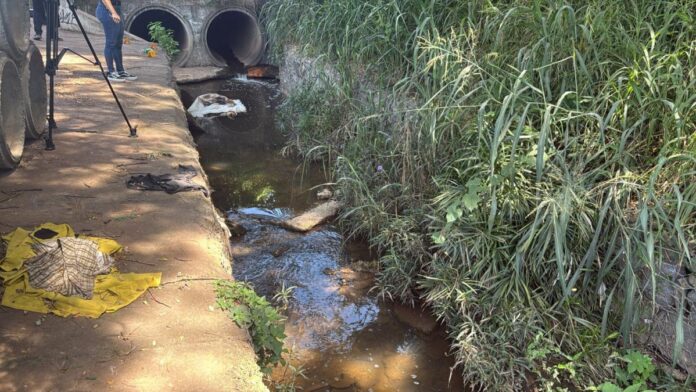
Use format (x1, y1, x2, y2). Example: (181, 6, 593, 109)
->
(0, 29, 266, 391)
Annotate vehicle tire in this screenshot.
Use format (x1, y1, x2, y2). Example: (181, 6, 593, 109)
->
(0, 1, 30, 61)
(22, 43, 47, 140)
(0, 54, 27, 169)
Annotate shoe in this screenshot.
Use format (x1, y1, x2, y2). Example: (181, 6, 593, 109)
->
(33, 34, 41, 41)
(118, 71, 138, 81)
(106, 72, 126, 83)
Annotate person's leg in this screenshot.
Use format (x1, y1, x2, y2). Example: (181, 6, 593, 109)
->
(96, 4, 118, 75)
(32, 0, 45, 38)
(114, 7, 137, 81)
(113, 9, 125, 73)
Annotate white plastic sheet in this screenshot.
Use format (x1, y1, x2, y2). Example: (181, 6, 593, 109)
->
(187, 93, 247, 119)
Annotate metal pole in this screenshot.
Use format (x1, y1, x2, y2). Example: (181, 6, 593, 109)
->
(44, 0, 58, 150)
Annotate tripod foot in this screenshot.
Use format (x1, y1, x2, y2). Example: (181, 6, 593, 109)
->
(129, 125, 138, 138)
(45, 137, 56, 151)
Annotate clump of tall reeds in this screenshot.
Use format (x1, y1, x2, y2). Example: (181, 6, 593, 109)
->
(263, 0, 696, 389)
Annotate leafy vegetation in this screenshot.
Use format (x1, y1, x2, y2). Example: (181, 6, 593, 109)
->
(590, 350, 661, 392)
(601, 350, 657, 392)
(215, 280, 287, 373)
(147, 21, 180, 61)
(263, 0, 696, 389)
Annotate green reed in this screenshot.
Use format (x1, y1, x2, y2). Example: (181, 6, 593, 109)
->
(263, 0, 696, 389)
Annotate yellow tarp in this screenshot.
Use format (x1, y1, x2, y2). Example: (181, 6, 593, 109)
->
(0, 223, 161, 318)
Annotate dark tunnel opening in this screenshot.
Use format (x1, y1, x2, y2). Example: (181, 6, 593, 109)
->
(127, 9, 191, 65)
(205, 10, 262, 71)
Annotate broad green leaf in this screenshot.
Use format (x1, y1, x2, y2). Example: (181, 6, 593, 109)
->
(597, 382, 622, 392)
(462, 192, 481, 211)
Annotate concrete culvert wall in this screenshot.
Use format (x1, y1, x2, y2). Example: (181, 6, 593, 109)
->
(22, 44, 47, 140)
(0, 54, 26, 169)
(126, 7, 193, 66)
(0, 1, 30, 61)
(204, 9, 263, 69)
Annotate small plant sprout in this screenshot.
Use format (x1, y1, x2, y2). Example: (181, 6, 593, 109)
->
(147, 21, 180, 62)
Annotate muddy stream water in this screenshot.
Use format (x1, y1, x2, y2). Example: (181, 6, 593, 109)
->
(180, 77, 464, 392)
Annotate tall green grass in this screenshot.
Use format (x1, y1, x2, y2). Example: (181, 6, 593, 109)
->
(263, 0, 696, 389)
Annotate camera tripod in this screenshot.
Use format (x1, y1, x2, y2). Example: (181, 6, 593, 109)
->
(44, 0, 137, 151)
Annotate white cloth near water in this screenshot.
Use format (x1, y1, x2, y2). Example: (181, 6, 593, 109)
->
(187, 93, 247, 119)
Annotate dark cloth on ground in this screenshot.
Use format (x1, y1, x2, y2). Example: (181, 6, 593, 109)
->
(126, 165, 209, 196)
(34, 228, 59, 240)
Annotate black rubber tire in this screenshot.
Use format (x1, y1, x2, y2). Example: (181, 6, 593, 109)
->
(22, 43, 47, 140)
(0, 1, 30, 62)
(0, 54, 27, 170)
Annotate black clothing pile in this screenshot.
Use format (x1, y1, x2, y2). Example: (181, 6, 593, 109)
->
(126, 165, 209, 196)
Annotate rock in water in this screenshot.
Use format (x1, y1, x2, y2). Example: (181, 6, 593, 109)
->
(281, 201, 342, 232)
(246, 65, 279, 79)
(226, 219, 247, 237)
(317, 188, 333, 200)
(393, 303, 438, 335)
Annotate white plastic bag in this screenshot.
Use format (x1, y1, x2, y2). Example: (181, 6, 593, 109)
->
(187, 93, 247, 119)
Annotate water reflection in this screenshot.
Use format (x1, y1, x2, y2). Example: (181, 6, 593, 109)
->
(182, 77, 464, 391)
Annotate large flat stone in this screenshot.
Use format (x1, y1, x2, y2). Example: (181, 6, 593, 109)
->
(280, 201, 342, 232)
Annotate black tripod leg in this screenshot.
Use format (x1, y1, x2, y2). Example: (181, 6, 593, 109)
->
(44, 0, 58, 150)
(66, 0, 137, 137)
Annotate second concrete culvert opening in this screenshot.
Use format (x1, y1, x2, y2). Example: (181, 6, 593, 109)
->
(22, 43, 47, 140)
(126, 7, 192, 66)
(205, 9, 263, 71)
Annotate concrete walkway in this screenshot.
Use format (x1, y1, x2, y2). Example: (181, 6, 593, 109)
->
(0, 29, 266, 391)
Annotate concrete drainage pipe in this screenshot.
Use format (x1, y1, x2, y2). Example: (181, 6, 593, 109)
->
(0, 1, 30, 61)
(0, 54, 27, 169)
(22, 43, 48, 140)
(126, 6, 193, 66)
(204, 9, 263, 69)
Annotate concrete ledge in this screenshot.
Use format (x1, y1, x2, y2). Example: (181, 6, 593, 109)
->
(0, 28, 266, 392)
(174, 66, 234, 84)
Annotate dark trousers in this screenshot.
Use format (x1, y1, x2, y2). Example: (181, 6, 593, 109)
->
(32, 0, 61, 36)
(32, 0, 46, 35)
(96, 3, 125, 73)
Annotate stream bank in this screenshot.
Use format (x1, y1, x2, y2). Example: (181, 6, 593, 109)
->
(180, 76, 465, 391)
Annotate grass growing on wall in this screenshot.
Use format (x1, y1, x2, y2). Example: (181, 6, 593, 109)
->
(263, 0, 696, 389)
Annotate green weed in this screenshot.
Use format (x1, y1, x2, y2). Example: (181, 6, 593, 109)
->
(263, 0, 696, 389)
(592, 350, 657, 392)
(215, 280, 287, 374)
(147, 21, 181, 61)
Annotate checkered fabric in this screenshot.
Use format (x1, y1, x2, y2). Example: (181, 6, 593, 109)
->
(25, 238, 114, 299)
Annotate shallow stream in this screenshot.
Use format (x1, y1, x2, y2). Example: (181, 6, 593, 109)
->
(180, 77, 464, 392)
